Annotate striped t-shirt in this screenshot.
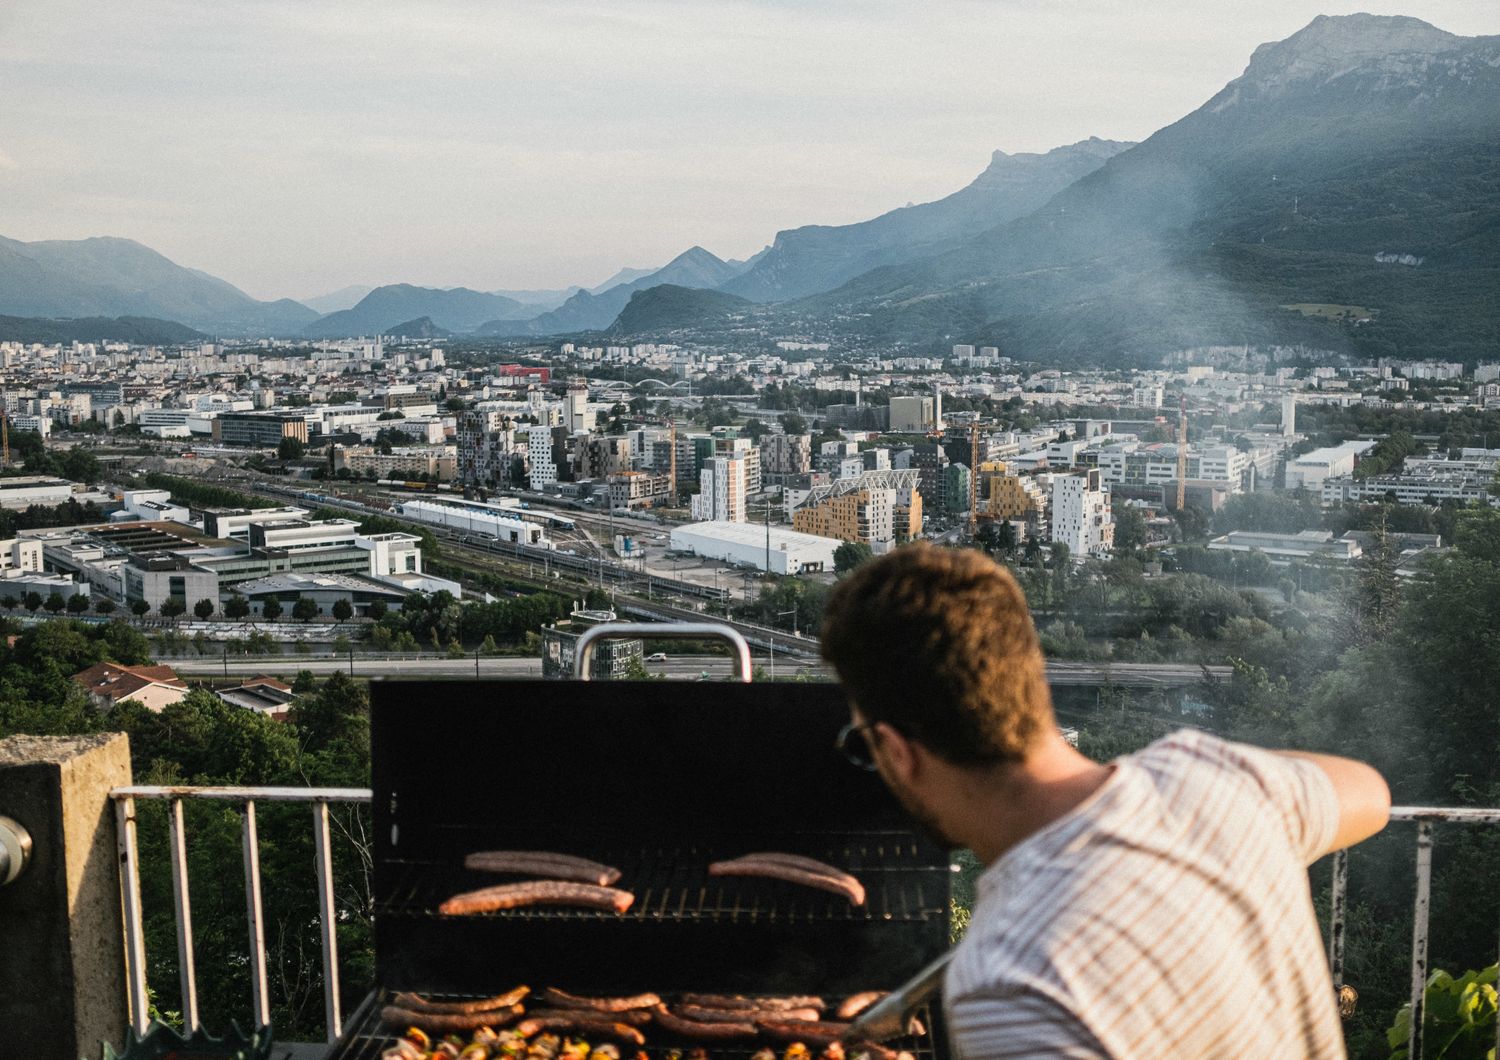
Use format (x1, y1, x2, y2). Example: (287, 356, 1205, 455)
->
(944, 730, 1344, 1058)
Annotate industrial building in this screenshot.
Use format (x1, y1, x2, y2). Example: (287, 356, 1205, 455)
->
(395, 497, 551, 546)
(670, 520, 837, 575)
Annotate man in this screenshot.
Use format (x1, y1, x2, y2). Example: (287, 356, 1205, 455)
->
(820, 544, 1389, 1058)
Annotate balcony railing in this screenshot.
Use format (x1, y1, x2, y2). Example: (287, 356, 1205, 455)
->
(110, 784, 372, 1043)
(109, 788, 1499, 1058)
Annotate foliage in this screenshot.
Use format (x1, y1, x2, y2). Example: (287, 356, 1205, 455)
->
(140, 473, 276, 510)
(1387, 965, 1497, 1060)
(833, 541, 874, 574)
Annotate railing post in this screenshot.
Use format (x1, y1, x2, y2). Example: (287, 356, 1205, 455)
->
(1327, 847, 1347, 990)
(1407, 820, 1434, 1060)
(241, 800, 271, 1029)
(167, 798, 199, 1031)
(115, 795, 149, 1036)
(313, 800, 343, 1041)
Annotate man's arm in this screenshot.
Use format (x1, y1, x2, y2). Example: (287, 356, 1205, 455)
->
(1276, 751, 1390, 857)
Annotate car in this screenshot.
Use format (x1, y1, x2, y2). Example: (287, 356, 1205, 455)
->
(645, 652, 667, 662)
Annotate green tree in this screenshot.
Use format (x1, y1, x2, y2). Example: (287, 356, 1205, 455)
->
(1113, 504, 1147, 553)
(833, 541, 874, 574)
(66, 593, 90, 614)
(43, 591, 65, 614)
(159, 598, 186, 620)
(95, 597, 115, 614)
(260, 597, 283, 622)
(778, 412, 808, 436)
(193, 598, 215, 620)
(367, 599, 387, 621)
(130, 599, 151, 617)
(224, 594, 250, 619)
(24, 591, 44, 613)
(277, 436, 305, 460)
(292, 597, 319, 623)
(331, 599, 353, 623)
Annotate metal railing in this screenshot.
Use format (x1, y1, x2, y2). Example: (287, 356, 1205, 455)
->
(1326, 806, 1500, 1060)
(111, 785, 372, 1043)
(109, 787, 1498, 1056)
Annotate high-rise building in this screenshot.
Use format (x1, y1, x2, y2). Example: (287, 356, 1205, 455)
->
(1281, 395, 1297, 438)
(1050, 470, 1114, 558)
(889, 396, 935, 432)
(690, 456, 747, 523)
(793, 488, 896, 547)
(458, 409, 520, 488)
(526, 425, 569, 490)
(761, 433, 813, 480)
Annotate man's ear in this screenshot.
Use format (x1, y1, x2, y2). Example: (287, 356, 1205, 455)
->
(873, 721, 917, 784)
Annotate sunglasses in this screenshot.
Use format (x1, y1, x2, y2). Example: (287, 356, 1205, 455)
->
(835, 721, 881, 772)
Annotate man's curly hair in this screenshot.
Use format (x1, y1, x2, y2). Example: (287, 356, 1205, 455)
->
(821, 543, 1053, 765)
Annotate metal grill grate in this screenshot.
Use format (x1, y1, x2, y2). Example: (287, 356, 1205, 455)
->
(326, 990, 941, 1060)
(376, 835, 950, 926)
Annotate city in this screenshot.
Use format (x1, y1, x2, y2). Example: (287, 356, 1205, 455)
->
(1, 5, 1498, 1060)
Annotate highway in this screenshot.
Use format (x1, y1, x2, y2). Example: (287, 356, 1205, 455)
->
(170, 653, 1229, 687)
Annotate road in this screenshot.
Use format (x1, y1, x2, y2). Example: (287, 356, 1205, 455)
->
(170, 653, 1229, 687)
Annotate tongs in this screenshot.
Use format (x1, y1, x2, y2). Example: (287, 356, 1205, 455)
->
(842, 951, 953, 1043)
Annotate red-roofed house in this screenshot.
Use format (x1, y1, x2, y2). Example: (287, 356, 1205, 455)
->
(72, 661, 190, 712)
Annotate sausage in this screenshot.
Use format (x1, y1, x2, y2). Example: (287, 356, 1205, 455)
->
(835, 993, 885, 1020)
(523, 1007, 652, 1027)
(758, 1020, 853, 1046)
(728, 853, 861, 892)
(677, 994, 826, 1012)
(439, 881, 635, 916)
(514, 1017, 646, 1044)
(381, 1004, 524, 1032)
(539, 988, 662, 1012)
(393, 987, 530, 1014)
(464, 851, 622, 887)
(651, 1005, 758, 1040)
(707, 860, 866, 906)
(677, 1005, 820, 1024)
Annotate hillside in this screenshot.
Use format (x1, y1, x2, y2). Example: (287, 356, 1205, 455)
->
(610, 284, 753, 335)
(0, 315, 206, 345)
(483, 246, 751, 336)
(720, 137, 1132, 303)
(793, 15, 1500, 365)
(382, 316, 453, 340)
(0, 235, 317, 335)
(302, 284, 531, 338)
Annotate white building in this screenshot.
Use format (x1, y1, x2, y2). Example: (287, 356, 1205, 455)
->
(527, 425, 560, 489)
(0, 476, 73, 509)
(1050, 469, 1114, 558)
(670, 521, 837, 575)
(691, 455, 746, 523)
(1284, 441, 1378, 492)
(395, 498, 552, 547)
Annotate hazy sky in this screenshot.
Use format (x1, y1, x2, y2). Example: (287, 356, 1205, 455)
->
(1, 0, 1496, 301)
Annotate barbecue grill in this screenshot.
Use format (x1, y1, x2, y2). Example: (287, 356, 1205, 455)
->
(332, 633, 953, 1060)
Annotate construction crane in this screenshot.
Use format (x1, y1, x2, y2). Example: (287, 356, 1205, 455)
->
(967, 421, 980, 537)
(1175, 395, 1188, 512)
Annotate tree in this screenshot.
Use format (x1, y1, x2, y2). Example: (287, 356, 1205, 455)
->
(95, 597, 115, 615)
(130, 599, 151, 617)
(0, 596, 15, 610)
(193, 598, 215, 620)
(23, 592, 43, 613)
(224, 594, 250, 619)
(778, 412, 808, 436)
(159, 598, 186, 620)
(292, 597, 319, 623)
(277, 436, 305, 461)
(331, 599, 353, 623)
(367, 600, 387, 621)
(66, 593, 89, 614)
(1114, 504, 1148, 553)
(44, 592, 66, 615)
(833, 541, 874, 574)
(260, 597, 283, 622)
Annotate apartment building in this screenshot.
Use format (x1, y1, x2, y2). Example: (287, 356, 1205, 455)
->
(690, 455, 747, 523)
(792, 487, 896, 548)
(1051, 469, 1115, 558)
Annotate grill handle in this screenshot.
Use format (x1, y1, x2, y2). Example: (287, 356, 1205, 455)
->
(844, 951, 952, 1043)
(574, 622, 754, 682)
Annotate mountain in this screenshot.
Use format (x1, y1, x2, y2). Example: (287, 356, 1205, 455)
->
(490, 287, 582, 312)
(383, 316, 453, 340)
(610, 284, 753, 335)
(795, 15, 1500, 365)
(588, 265, 658, 295)
(0, 315, 206, 345)
(302, 285, 374, 314)
(0, 235, 318, 335)
(485, 246, 751, 336)
(302, 284, 531, 338)
(720, 137, 1133, 303)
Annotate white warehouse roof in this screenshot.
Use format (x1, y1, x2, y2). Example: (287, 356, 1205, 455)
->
(670, 520, 837, 575)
